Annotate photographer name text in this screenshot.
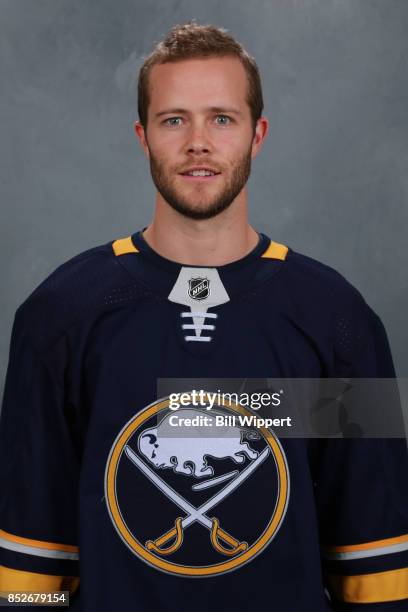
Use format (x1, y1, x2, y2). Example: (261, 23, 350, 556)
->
(168, 414, 292, 428)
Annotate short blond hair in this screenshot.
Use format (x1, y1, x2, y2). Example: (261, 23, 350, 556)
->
(137, 20, 264, 132)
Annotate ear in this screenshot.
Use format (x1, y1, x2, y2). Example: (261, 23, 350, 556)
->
(134, 120, 150, 159)
(251, 116, 269, 160)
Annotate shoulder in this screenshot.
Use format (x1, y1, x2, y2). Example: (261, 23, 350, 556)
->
(14, 237, 141, 351)
(283, 246, 370, 313)
(277, 245, 383, 363)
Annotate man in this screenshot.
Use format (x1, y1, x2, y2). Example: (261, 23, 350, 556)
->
(0, 21, 407, 612)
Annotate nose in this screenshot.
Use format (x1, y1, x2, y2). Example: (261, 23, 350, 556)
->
(185, 120, 211, 154)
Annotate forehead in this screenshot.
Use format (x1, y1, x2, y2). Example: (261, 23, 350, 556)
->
(148, 56, 249, 112)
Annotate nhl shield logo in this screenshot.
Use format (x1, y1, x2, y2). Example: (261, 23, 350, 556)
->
(105, 394, 290, 578)
(188, 278, 210, 300)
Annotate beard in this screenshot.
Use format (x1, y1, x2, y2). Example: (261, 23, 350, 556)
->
(147, 146, 253, 220)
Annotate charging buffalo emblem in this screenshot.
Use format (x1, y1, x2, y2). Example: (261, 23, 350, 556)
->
(105, 396, 289, 577)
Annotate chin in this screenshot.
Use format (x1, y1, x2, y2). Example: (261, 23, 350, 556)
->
(175, 196, 220, 213)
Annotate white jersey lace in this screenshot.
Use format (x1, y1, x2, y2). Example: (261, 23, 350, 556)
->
(180, 311, 218, 342)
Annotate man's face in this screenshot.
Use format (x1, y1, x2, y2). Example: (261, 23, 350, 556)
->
(136, 56, 266, 220)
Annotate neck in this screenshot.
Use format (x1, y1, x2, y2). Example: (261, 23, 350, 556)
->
(142, 192, 259, 266)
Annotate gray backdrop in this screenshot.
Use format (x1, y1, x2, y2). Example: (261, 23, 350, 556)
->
(1, 0, 407, 405)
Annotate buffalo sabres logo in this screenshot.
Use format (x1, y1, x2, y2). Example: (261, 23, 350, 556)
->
(188, 277, 210, 300)
(105, 394, 290, 577)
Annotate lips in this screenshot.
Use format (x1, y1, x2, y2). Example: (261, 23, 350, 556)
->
(179, 173, 221, 182)
(179, 166, 221, 176)
(178, 167, 222, 182)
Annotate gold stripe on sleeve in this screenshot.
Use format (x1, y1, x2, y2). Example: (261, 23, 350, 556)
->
(324, 532, 408, 554)
(327, 567, 408, 603)
(0, 566, 79, 595)
(0, 530, 78, 554)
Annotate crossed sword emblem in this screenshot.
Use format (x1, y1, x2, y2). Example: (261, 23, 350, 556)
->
(125, 445, 270, 557)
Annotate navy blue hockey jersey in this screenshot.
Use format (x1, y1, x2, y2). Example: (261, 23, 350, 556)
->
(0, 230, 407, 610)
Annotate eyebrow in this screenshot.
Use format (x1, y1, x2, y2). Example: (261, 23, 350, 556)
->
(154, 107, 243, 118)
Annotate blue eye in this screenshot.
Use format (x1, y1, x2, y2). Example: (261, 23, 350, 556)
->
(164, 117, 182, 127)
(215, 115, 232, 125)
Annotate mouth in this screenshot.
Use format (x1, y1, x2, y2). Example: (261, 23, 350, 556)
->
(178, 167, 222, 182)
